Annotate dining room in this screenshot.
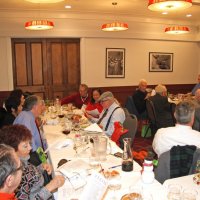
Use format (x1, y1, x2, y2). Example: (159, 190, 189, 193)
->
(0, 1, 200, 199)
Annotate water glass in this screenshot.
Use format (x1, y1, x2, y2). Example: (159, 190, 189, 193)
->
(129, 186, 142, 200)
(181, 189, 197, 200)
(167, 184, 182, 200)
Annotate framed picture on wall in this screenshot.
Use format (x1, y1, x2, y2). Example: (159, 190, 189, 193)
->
(149, 52, 173, 72)
(106, 48, 125, 78)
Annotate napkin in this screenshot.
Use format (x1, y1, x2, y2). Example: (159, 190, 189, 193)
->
(46, 119, 59, 125)
(55, 139, 74, 149)
(84, 123, 103, 133)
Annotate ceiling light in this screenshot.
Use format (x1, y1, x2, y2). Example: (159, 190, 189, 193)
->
(186, 14, 192, 17)
(165, 26, 190, 34)
(102, 22, 128, 31)
(25, 0, 64, 3)
(162, 11, 168, 14)
(101, 2, 128, 31)
(148, 0, 192, 11)
(25, 20, 54, 30)
(65, 5, 72, 9)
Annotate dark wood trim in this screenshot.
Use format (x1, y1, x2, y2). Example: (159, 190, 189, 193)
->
(0, 84, 195, 107)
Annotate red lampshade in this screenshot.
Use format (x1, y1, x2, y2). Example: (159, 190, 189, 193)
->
(25, 20, 54, 30)
(102, 22, 128, 31)
(148, 0, 192, 11)
(165, 26, 190, 34)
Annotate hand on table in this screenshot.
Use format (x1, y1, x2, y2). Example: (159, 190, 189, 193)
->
(45, 175, 65, 192)
(42, 163, 52, 175)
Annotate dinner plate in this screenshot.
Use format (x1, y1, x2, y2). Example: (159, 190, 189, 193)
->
(121, 192, 142, 200)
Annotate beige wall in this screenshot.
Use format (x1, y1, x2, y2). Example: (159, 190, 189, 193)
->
(0, 37, 13, 91)
(81, 38, 199, 87)
(0, 37, 199, 91)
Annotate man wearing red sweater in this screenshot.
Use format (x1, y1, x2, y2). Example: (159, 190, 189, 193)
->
(0, 144, 22, 200)
(61, 84, 90, 109)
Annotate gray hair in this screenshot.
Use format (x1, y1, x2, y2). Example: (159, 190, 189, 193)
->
(23, 95, 41, 111)
(174, 101, 195, 124)
(0, 144, 18, 188)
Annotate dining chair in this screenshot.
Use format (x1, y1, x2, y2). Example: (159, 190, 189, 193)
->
(155, 145, 200, 184)
(119, 113, 138, 149)
(124, 96, 140, 119)
(145, 99, 158, 136)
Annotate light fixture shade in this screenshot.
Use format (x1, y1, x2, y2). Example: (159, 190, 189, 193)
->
(165, 26, 190, 34)
(25, 20, 54, 30)
(148, 0, 192, 11)
(102, 22, 128, 31)
(25, 0, 64, 3)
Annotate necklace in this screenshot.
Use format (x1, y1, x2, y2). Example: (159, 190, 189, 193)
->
(81, 94, 88, 103)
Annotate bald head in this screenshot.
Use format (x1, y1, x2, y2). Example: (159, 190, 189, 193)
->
(138, 79, 147, 92)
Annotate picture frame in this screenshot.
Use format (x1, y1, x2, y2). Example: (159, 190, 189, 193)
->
(149, 52, 173, 72)
(106, 48, 125, 78)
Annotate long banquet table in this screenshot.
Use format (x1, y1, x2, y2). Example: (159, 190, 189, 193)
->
(42, 110, 199, 200)
(43, 121, 166, 199)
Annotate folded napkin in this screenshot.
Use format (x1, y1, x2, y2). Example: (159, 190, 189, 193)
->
(46, 119, 59, 125)
(84, 123, 103, 133)
(55, 139, 74, 150)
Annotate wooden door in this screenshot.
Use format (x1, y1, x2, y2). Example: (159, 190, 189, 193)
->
(12, 38, 80, 100)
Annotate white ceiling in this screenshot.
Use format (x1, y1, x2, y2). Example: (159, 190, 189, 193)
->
(0, 0, 200, 23)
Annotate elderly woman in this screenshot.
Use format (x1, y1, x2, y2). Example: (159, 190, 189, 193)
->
(0, 124, 65, 200)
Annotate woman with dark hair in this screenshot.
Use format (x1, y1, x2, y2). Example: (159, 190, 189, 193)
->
(9, 89, 25, 106)
(1, 96, 23, 126)
(0, 125, 65, 200)
(85, 88, 103, 118)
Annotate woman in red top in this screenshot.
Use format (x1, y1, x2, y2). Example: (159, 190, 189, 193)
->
(85, 88, 103, 118)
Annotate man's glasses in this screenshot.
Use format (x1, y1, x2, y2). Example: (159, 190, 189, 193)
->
(12, 162, 23, 174)
(100, 99, 109, 103)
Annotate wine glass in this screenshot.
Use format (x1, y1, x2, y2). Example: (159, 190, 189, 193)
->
(129, 186, 142, 200)
(181, 189, 197, 200)
(107, 172, 121, 200)
(167, 184, 182, 200)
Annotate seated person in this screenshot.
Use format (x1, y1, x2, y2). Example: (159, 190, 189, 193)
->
(61, 84, 90, 109)
(0, 144, 22, 200)
(87, 91, 125, 137)
(0, 125, 65, 200)
(149, 84, 175, 129)
(192, 88, 200, 131)
(192, 74, 200, 95)
(9, 89, 25, 106)
(1, 96, 23, 127)
(152, 101, 200, 157)
(85, 88, 103, 118)
(132, 79, 148, 119)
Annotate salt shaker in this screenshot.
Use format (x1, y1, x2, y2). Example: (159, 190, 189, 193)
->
(141, 159, 155, 184)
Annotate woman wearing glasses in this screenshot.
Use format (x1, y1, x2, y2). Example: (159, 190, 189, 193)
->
(0, 124, 65, 200)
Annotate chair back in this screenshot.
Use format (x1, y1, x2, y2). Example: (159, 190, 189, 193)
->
(125, 96, 139, 118)
(155, 145, 199, 184)
(119, 113, 138, 149)
(146, 99, 158, 134)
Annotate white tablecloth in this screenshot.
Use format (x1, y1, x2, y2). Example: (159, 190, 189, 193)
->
(43, 123, 164, 200)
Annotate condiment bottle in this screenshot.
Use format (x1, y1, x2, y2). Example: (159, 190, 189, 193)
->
(122, 138, 133, 172)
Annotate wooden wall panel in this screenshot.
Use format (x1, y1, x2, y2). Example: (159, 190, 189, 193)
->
(67, 43, 80, 84)
(0, 84, 195, 107)
(31, 43, 43, 85)
(51, 43, 63, 85)
(15, 44, 27, 86)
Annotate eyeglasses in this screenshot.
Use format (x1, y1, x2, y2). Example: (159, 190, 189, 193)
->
(100, 99, 109, 103)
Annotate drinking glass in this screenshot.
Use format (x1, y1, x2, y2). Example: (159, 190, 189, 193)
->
(167, 184, 182, 200)
(108, 173, 121, 200)
(128, 186, 142, 200)
(181, 189, 197, 200)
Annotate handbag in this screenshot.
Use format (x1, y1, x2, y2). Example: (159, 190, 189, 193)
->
(141, 124, 152, 138)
